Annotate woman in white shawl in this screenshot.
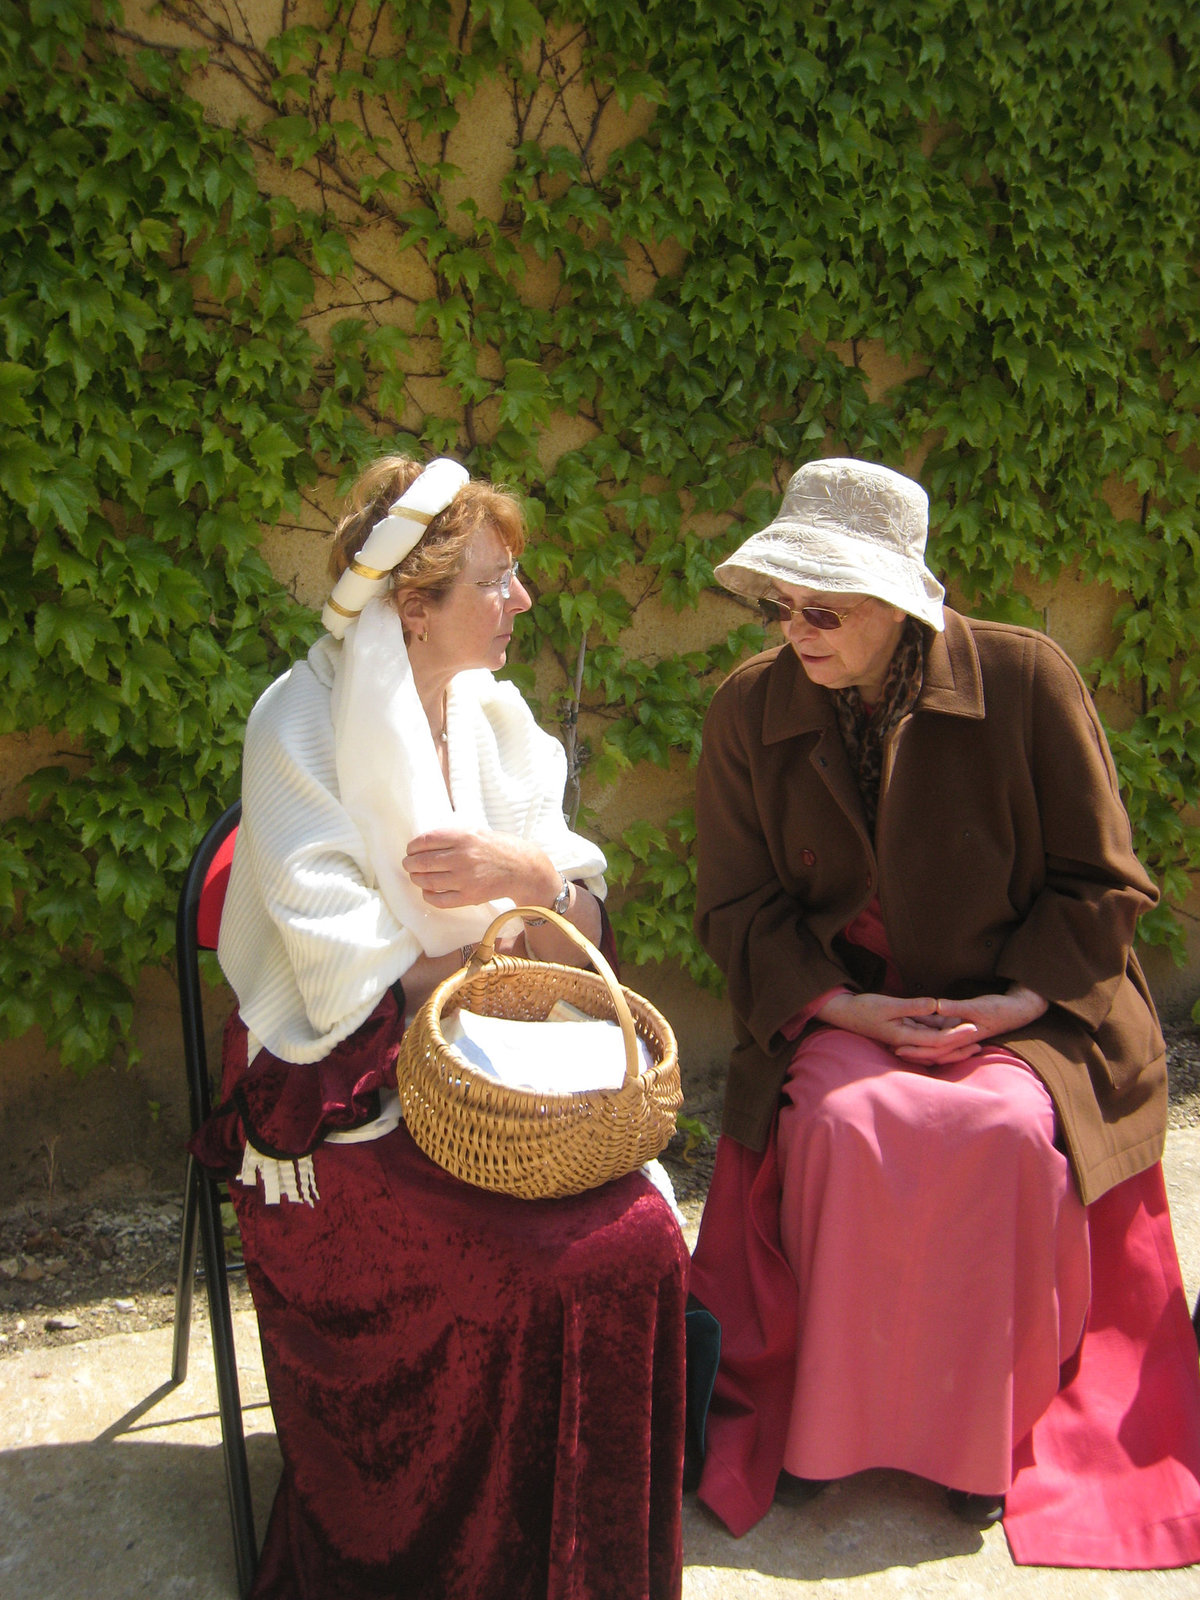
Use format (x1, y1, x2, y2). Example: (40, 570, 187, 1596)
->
(191, 455, 688, 1600)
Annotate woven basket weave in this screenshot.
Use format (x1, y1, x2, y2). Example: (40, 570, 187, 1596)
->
(397, 906, 681, 1199)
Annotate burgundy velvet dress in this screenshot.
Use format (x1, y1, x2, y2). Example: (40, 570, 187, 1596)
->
(192, 991, 688, 1600)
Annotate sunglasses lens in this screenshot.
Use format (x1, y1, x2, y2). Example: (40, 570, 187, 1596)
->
(800, 606, 844, 630)
(757, 598, 790, 624)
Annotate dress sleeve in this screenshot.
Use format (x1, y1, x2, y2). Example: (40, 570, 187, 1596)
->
(188, 991, 403, 1172)
(994, 635, 1157, 1029)
(695, 670, 854, 1054)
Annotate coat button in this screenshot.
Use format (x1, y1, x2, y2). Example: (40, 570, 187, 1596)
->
(801, 849, 815, 866)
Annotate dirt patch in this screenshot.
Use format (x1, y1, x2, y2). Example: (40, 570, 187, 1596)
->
(2, 1023, 1197, 1359)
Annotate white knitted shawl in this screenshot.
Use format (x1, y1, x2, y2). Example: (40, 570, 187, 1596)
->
(218, 605, 607, 1064)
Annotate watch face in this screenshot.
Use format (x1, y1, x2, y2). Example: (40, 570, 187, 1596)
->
(553, 881, 571, 915)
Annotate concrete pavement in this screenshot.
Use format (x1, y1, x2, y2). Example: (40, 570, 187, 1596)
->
(2, 1126, 1199, 1599)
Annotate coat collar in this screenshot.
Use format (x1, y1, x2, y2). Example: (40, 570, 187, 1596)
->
(760, 607, 984, 744)
(919, 609, 985, 718)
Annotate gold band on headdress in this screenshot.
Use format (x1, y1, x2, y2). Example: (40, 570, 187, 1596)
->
(321, 458, 470, 639)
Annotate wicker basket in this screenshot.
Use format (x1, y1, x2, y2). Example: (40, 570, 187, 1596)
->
(397, 906, 682, 1199)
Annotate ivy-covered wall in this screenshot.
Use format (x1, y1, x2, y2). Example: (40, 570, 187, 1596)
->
(2, 0, 1198, 1088)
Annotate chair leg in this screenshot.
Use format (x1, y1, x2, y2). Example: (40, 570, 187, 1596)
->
(171, 1154, 201, 1385)
(197, 1172, 258, 1599)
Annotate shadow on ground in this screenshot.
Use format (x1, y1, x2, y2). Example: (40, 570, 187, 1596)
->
(0, 1430, 280, 1599)
(683, 1469, 986, 1582)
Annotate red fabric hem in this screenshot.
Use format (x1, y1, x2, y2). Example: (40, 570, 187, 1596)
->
(696, 1454, 763, 1540)
(1003, 1510, 1200, 1572)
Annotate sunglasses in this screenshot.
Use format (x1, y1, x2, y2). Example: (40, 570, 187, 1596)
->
(756, 594, 866, 630)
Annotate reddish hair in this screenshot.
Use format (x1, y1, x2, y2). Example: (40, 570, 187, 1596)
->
(329, 455, 526, 602)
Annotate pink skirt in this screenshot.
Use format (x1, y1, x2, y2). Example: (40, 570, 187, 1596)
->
(689, 1025, 1200, 1567)
(776, 1029, 1089, 1491)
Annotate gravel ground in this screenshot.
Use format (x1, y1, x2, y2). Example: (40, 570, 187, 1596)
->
(2, 1022, 1197, 1359)
(1164, 1019, 1200, 1125)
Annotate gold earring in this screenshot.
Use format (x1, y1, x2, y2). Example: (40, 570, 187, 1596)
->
(418, 629, 428, 643)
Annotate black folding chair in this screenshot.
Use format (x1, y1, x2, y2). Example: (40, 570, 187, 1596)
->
(169, 800, 257, 1598)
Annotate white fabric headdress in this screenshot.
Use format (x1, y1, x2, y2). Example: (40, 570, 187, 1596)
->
(322, 457, 469, 638)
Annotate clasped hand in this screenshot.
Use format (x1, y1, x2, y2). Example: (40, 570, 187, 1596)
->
(815, 986, 1048, 1066)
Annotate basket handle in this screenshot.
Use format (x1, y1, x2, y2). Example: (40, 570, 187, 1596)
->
(466, 905, 643, 1087)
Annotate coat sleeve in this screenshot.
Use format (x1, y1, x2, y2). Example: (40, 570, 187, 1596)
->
(695, 669, 853, 1054)
(993, 634, 1157, 1029)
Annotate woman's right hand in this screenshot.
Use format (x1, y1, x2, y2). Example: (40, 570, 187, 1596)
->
(399, 938, 524, 1016)
(815, 991, 982, 1066)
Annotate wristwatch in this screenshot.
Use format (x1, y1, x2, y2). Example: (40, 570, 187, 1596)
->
(525, 877, 571, 927)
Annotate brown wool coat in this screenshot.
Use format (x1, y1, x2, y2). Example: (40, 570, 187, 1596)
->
(694, 609, 1166, 1206)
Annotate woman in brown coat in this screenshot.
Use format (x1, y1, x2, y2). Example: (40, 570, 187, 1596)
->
(688, 458, 1200, 1567)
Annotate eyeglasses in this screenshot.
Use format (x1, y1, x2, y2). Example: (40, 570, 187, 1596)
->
(472, 562, 520, 598)
(756, 593, 866, 630)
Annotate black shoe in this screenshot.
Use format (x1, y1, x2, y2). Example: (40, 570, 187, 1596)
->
(775, 1471, 829, 1507)
(946, 1488, 1006, 1527)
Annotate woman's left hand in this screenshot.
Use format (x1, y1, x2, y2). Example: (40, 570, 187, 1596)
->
(403, 829, 561, 909)
(893, 984, 1048, 1065)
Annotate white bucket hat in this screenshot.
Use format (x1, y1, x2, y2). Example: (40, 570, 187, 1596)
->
(714, 458, 945, 632)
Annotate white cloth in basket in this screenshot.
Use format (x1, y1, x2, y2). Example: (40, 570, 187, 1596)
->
(443, 1008, 654, 1095)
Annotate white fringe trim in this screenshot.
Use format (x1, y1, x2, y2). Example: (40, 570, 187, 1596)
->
(237, 1143, 320, 1207)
